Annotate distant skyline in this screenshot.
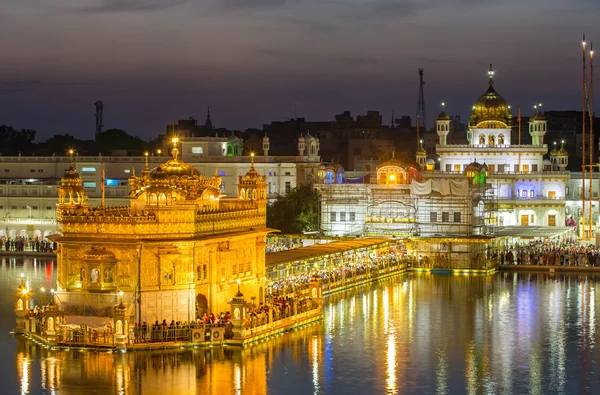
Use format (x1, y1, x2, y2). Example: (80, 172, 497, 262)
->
(2, 0, 600, 140)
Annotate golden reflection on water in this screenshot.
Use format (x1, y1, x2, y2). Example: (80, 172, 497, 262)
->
(13, 272, 600, 394)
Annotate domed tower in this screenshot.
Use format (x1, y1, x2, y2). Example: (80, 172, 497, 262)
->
(465, 161, 488, 185)
(529, 108, 547, 146)
(298, 134, 306, 156)
(557, 140, 568, 171)
(305, 132, 320, 158)
(57, 150, 87, 206)
(416, 139, 426, 168)
(227, 133, 243, 156)
(262, 133, 270, 156)
(140, 137, 204, 206)
(468, 64, 512, 146)
(436, 102, 451, 146)
(549, 141, 559, 170)
(238, 153, 268, 211)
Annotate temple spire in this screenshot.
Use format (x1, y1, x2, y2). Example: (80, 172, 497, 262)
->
(171, 137, 180, 160)
(205, 105, 213, 130)
(488, 63, 495, 86)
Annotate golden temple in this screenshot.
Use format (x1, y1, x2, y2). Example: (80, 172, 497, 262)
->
(53, 140, 272, 325)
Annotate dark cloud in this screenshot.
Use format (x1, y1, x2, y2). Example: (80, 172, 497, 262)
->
(0, 80, 43, 87)
(72, 0, 189, 13)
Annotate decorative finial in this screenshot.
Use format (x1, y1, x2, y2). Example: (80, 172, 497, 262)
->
(488, 63, 495, 85)
(441, 101, 446, 111)
(591, 42, 594, 58)
(391, 150, 395, 159)
(214, 165, 219, 177)
(171, 137, 179, 160)
(561, 139, 565, 148)
(144, 152, 149, 170)
(583, 33, 587, 48)
(250, 152, 255, 169)
(68, 149, 74, 167)
(131, 167, 136, 177)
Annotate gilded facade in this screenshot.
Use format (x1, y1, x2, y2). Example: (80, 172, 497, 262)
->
(53, 142, 271, 325)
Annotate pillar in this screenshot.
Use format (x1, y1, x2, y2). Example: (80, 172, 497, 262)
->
(309, 273, 323, 307)
(14, 279, 32, 334)
(229, 284, 247, 341)
(44, 299, 60, 345)
(113, 301, 129, 349)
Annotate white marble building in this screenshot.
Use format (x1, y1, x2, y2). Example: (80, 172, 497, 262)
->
(432, 64, 569, 230)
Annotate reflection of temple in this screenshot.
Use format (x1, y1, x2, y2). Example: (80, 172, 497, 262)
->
(53, 141, 272, 325)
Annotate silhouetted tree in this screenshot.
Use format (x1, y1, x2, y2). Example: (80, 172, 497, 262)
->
(37, 134, 95, 156)
(267, 184, 320, 233)
(0, 125, 36, 155)
(96, 128, 147, 154)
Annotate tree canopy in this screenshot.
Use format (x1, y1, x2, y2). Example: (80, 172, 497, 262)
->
(267, 184, 321, 234)
(96, 128, 147, 153)
(0, 125, 36, 155)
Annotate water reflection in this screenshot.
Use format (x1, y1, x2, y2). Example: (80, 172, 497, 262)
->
(5, 259, 600, 394)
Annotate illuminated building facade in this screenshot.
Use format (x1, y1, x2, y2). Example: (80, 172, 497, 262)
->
(433, 64, 569, 229)
(0, 134, 320, 239)
(53, 142, 272, 325)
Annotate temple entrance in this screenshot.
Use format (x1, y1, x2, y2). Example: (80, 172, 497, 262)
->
(521, 215, 529, 227)
(548, 215, 556, 227)
(196, 294, 208, 318)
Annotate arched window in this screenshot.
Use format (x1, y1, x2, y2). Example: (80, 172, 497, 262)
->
(479, 134, 485, 145)
(488, 134, 495, 146)
(498, 134, 505, 145)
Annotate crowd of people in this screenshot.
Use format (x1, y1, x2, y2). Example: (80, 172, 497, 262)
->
(500, 238, 600, 267)
(130, 293, 317, 343)
(1, 236, 55, 252)
(267, 252, 407, 296)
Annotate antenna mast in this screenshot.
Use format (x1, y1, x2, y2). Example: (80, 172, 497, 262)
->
(416, 68, 427, 131)
(95, 101, 104, 138)
(582, 34, 588, 239)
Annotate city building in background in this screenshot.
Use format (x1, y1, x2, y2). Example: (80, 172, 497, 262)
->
(0, 135, 320, 239)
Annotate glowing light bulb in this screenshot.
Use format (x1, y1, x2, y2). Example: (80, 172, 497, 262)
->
(172, 137, 179, 144)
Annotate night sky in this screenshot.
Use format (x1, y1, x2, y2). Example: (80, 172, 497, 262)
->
(2, 0, 599, 140)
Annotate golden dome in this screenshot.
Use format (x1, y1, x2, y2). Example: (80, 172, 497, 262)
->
(469, 64, 512, 128)
(549, 148, 558, 156)
(437, 110, 450, 121)
(61, 166, 82, 186)
(531, 112, 546, 121)
(148, 145, 201, 179)
(241, 154, 266, 184)
(465, 161, 487, 174)
(558, 147, 568, 156)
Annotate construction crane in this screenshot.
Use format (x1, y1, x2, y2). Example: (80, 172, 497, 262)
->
(416, 68, 427, 131)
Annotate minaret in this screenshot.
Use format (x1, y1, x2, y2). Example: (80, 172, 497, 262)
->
(557, 140, 569, 171)
(298, 134, 305, 156)
(528, 104, 547, 146)
(262, 132, 270, 157)
(416, 139, 426, 168)
(436, 102, 450, 146)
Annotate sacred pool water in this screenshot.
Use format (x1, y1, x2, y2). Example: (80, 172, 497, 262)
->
(2, 256, 600, 394)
